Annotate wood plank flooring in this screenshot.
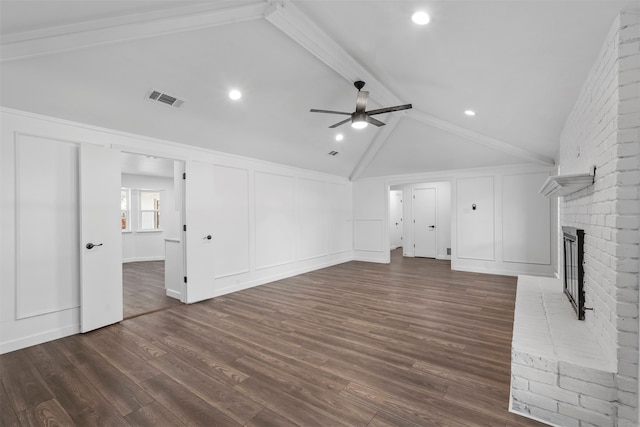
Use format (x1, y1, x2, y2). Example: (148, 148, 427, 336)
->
(2, 250, 545, 426)
(123, 261, 181, 319)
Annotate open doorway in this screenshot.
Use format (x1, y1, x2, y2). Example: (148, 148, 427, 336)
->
(120, 153, 184, 319)
(388, 180, 452, 262)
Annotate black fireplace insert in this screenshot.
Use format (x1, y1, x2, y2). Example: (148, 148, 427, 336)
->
(562, 226, 585, 320)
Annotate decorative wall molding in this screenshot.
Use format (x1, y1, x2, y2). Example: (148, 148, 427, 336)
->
(1, 1, 268, 62)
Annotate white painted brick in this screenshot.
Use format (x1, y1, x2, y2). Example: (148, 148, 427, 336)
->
(619, 53, 640, 70)
(558, 377, 615, 400)
(557, 362, 615, 387)
(511, 363, 557, 385)
(558, 403, 613, 427)
(615, 198, 640, 214)
(617, 301, 639, 317)
(617, 360, 639, 378)
(617, 375, 639, 392)
(618, 389, 639, 406)
(617, 128, 640, 142)
(617, 315, 640, 332)
(511, 398, 530, 415)
(617, 403, 639, 422)
(511, 375, 529, 391)
(619, 81, 640, 99)
(512, 350, 558, 372)
(529, 381, 579, 405)
(554, 11, 640, 427)
(580, 395, 615, 415)
(512, 389, 558, 412)
(620, 11, 640, 27)
(528, 406, 579, 427)
(620, 25, 640, 42)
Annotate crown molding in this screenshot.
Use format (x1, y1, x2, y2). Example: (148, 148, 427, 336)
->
(408, 110, 555, 166)
(1, 1, 269, 62)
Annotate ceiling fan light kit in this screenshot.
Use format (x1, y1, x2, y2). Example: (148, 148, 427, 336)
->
(310, 81, 412, 129)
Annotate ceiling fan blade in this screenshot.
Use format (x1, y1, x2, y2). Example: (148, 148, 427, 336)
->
(367, 116, 386, 127)
(328, 117, 352, 128)
(355, 90, 369, 113)
(310, 109, 351, 115)
(366, 103, 413, 116)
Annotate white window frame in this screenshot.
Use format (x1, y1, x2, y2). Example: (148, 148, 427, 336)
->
(138, 190, 161, 231)
(121, 188, 130, 232)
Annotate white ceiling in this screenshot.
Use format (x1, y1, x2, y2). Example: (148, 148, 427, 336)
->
(0, 0, 633, 179)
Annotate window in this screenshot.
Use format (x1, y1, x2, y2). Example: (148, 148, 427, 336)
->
(139, 190, 161, 230)
(121, 188, 130, 231)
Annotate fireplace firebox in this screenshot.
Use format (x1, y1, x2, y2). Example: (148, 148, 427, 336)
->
(562, 226, 585, 320)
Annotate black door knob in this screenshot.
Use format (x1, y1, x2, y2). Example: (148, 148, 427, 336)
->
(86, 243, 103, 249)
(428, 225, 435, 229)
(204, 235, 212, 240)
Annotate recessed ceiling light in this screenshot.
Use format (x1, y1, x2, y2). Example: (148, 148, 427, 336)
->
(411, 11, 430, 25)
(229, 89, 242, 100)
(335, 134, 344, 141)
(465, 110, 476, 116)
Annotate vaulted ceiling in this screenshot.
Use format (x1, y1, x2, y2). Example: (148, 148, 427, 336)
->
(0, 0, 632, 179)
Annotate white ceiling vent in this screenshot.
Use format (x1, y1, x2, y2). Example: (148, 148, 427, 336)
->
(146, 89, 184, 108)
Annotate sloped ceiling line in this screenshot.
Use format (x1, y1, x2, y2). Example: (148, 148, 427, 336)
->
(0, 1, 269, 62)
(408, 110, 555, 166)
(264, 1, 555, 175)
(349, 115, 402, 181)
(264, 1, 405, 108)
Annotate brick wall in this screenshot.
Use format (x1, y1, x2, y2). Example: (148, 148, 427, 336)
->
(558, 9, 639, 427)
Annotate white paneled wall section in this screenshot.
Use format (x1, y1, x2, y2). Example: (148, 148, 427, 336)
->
(0, 108, 353, 353)
(352, 166, 555, 276)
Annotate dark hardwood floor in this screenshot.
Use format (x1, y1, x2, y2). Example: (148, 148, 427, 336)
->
(123, 261, 181, 319)
(1, 250, 545, 426)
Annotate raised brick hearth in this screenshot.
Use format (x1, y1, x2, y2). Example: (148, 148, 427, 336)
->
(511, 275, 617, 427)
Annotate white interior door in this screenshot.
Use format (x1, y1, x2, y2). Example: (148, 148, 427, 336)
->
(184, 160, 216, 303)
(389, 191, 403, 249)
(414, 188, 437, 258)
(80, 145, 122, 333)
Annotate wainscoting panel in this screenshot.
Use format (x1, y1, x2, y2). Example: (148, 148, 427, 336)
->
(255, 172, 295, 270)
(296, 178, 328, 261)
(328, 182, 352, 254)
(503, 172, 550, 265)
(354, 219, 383, 252)
(16, 134, 80, 318)
(212, 164, 250, 278)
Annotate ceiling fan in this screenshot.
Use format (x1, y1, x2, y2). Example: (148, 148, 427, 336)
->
(310, 81, 412, 129)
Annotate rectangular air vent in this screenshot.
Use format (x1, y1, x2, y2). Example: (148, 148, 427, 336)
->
(146, 89, 184, 108)
(328, 151, 339, 156)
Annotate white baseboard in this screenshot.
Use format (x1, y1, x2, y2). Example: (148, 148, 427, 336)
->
(123, 256, 165, 263)
(166, 289, 181, 300)
(0, 324, 80, 355)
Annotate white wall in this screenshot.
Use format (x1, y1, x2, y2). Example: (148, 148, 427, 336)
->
(121, 173, 179, 263)
(452, 171, 553, 276)
(352, 165, 555, 277)
(0, 107, 353, 354)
